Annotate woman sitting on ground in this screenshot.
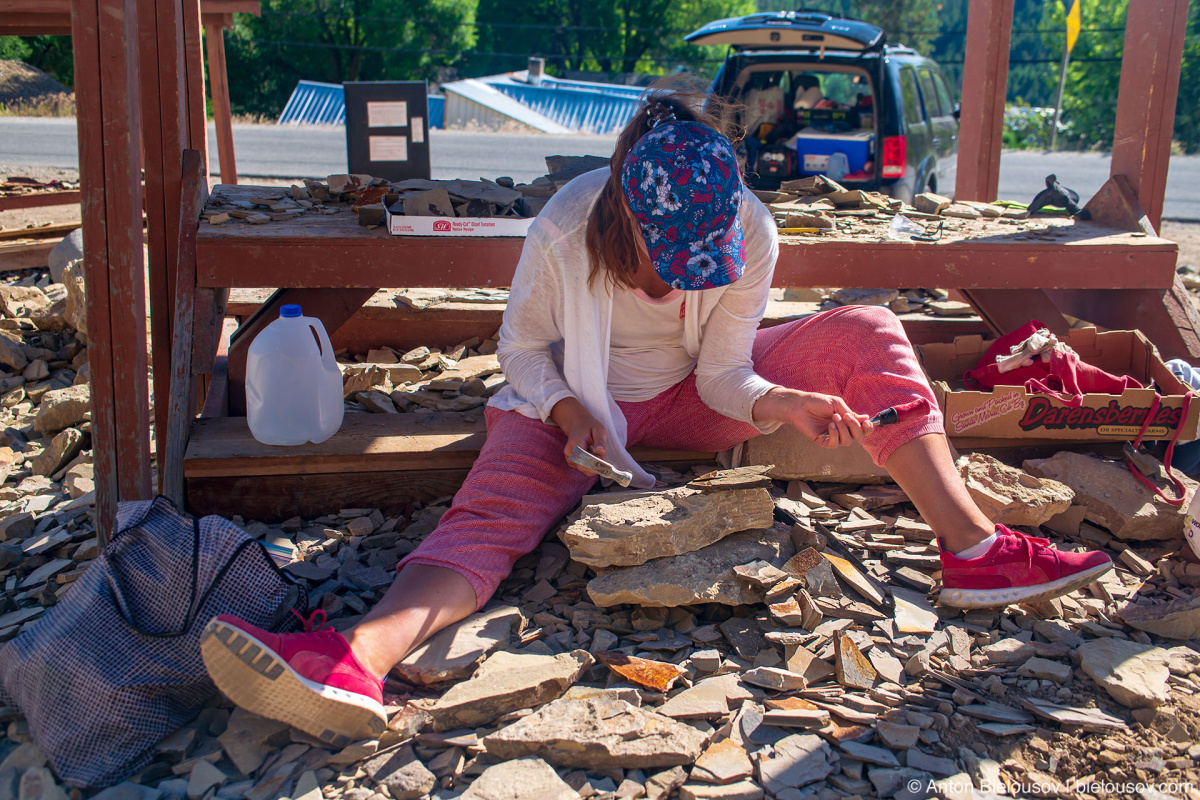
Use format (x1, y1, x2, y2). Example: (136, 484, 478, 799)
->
(200, 83, 1113, 746)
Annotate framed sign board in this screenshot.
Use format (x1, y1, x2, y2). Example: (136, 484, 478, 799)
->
(344, 81, 431, 181)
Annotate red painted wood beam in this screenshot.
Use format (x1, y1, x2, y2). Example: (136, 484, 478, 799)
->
(955, 0, 1014, 203)
(205, 21, 239, 185)
(71, 0, 153, 538)
(1110, 0, 1190, 232)
(0, 191, 80, 212)
(193, 236, 1179, 291)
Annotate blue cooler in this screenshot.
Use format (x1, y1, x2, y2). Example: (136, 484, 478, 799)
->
(794, 131, 874, 176)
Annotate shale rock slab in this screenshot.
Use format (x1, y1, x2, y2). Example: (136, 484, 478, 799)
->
(393, 605, 522, 685)
(1025, 452, 1194, 541)
(459, 757, 580, 800)
(482, 696, 707, 769)
(587, 523, 795, 607)
(560, 485, 774, 568)
(1078, 638, 1171, 708)
(957, 453, 1073, 527)
(424, 649, 593, 730)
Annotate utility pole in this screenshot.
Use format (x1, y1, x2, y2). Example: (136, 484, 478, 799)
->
(1050, 0, 1080, 150)
(1050, 37, 1070, 149)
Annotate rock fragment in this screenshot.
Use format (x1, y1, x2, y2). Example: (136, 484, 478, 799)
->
(1025, 451, 1194, 541)
(1017, 656, 1073, 683)
(835, 635, 876, 690)
(363, 743, 437, 799)
(957, 453, 1073, 526)
(424, 649, 592, 730)
(756, 734, 837, 794)
(692, 738, 753, 785)
(1119, 593, 1200, 640)
(658, 674, 754, 720)
(587, 524, 795, 607)
(393, 605, 522, 685)
(34, 384, 90, 433)
(1078, 638, 1171, 708)
(483, 696, 707, 769)
(561, 485, 774, 568)
(460, 757, 580, 800)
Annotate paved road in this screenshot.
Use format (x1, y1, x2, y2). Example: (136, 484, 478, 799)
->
(3, 116, 1199, 219)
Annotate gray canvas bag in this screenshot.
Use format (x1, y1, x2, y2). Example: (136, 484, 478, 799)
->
(0, 496, 307, 788)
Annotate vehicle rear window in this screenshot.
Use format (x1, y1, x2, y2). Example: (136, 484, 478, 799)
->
(900, 69, 924, 125)
(917, 70, 942, 117)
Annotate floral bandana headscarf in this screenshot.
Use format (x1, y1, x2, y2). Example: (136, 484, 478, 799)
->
(621, 120, 747, 291)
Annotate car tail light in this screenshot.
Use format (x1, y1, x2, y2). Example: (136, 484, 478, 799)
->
(881, 136, 906, 178)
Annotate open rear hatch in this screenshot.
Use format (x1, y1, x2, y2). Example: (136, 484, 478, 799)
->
(685, 12, 885, 52)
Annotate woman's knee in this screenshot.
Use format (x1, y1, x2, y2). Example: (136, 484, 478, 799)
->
(826, 304, 909, 345)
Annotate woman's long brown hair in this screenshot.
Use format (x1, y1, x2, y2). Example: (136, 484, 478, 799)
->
(585, 76, 743, 290)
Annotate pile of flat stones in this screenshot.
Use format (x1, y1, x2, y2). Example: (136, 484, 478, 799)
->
(1, 449, 1198, 800)
(0, 265, 96, 646)
(200, 156, 610, 230)
(338, 337, 504, 417)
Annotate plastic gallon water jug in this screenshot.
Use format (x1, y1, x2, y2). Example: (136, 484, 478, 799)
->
(825, 151, 850, 181)
(246, 304, 344, 445)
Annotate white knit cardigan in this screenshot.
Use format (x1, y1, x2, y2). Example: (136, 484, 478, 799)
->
(489, 167, 782, 489)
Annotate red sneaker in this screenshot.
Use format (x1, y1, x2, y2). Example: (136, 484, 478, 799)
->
(200, 612, 386, 747)
(939, 525, 1113, 609)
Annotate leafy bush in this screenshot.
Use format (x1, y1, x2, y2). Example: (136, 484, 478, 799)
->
(1003, 103, 1072, 150)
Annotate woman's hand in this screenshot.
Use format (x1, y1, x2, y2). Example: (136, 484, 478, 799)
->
(754, 387, 873, 448)
(550, 397, 610, 475)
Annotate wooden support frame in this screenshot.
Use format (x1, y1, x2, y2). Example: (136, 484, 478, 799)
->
(955, 0, 1014, 203)
(0, 191, 81, 212)
(72, 0, 152, 538)
(1110, 0, 1191, 232)
(203, 14, 238, 184)
(165, 150, 207, 506)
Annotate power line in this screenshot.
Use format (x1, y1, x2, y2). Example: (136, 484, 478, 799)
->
(254, 9, 1131, 38)
(240, 36, 1128, 68)
(240, 37, 726, 64)
(259, 9, 697, 35)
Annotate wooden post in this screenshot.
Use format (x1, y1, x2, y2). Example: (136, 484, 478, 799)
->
(182, 0, 209, 172)
(954, 0, 1014, 203)
(138, 0, 192, 492)
(165, 150, 206, 507)
(204, 16, 238, 184)
(71, 0, 153, 539)
(1110, 0, 1190, 232)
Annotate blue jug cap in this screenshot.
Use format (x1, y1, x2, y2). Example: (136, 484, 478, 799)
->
(280, 304, 302, 318)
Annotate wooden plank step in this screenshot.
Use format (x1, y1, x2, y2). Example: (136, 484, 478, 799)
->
(185, 412, 716, 521)
(222, 289, 990, 353)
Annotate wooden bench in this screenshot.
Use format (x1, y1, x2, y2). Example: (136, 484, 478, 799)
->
(168, 164, 1193, 519)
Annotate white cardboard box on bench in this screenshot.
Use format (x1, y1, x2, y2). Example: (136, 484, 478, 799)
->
(386, 206, 534, 237)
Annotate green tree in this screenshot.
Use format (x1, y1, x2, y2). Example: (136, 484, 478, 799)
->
(0, 35, 73, 88)
(225, 0, 478, 117)
(468, 0, 755, 79)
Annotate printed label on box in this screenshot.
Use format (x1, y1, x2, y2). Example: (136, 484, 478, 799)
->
(386, 208, 534, 237)
(803, 154, 829, 172)
(411, 118, 425, 143)
(948, 393, 1026, 434)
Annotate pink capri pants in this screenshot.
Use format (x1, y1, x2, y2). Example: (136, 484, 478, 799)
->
(398, 305, 944, 609)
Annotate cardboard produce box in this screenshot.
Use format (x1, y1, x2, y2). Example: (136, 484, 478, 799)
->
(919, 328, 1200, 444)
(385, 207, 534, 237)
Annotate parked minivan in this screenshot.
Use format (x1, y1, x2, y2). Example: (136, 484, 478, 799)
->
(686, 11, 960, 204)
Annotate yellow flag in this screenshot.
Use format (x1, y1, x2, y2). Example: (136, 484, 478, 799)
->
(1062, 0, 1081, 53)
